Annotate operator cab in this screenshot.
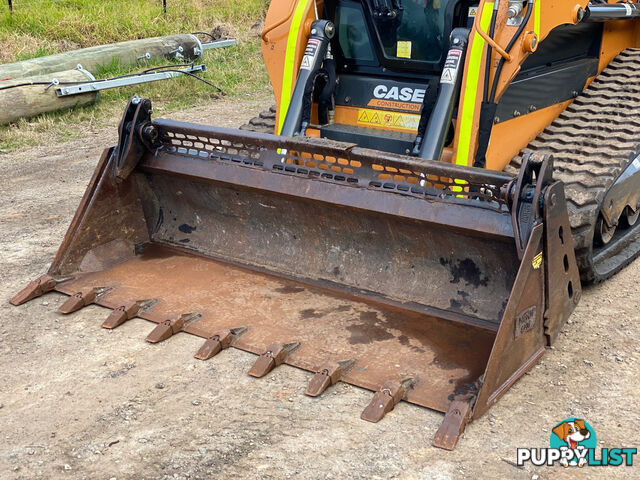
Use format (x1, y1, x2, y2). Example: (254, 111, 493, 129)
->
(319, 0, 479, 155)
(318, 0, 603, 160)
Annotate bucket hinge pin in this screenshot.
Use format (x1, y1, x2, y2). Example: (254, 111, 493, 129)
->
(194, 326, 246, 360)
(146, 312, 200, 343)
(59, 286, 108, 314)
(361, 379, 413, 423)
(248, 342, 300, 378)
(102, 299, 156, 329)
(432, 399, 473, 450)
(10, 274, 59, 306)
(305, 359, 356, 397)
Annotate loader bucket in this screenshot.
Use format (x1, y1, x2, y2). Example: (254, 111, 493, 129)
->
(12, 98, 581, 449)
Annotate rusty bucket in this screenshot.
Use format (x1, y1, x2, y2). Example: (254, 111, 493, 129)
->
(11, 98, 581, 449)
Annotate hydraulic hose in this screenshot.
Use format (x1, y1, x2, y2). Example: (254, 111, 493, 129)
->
(489, 0, 535, 103)
(483, 0, 499, 102)
(475, 0, 534, 167)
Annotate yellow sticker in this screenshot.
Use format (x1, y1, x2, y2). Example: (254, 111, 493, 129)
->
(532, 251, 543, 270)
(357, 108, 420, 132)
(468, 6, 478, 17)
(396, 41, 412, 59)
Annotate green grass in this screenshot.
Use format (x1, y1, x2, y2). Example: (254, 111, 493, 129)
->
(0, 0, 271, 151)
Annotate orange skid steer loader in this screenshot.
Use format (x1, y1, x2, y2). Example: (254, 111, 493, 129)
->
(12, 0, 640, 449)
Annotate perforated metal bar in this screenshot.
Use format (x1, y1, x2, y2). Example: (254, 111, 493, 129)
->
(152, 119, 512, 211)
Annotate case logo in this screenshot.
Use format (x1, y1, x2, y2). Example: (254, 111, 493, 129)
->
(372, 85, 425, 103)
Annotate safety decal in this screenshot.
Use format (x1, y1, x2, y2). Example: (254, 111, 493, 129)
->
(300, 38, 319, 70)
(300, 56, 312, 69)
(396, 41, 412, 59)
(440, 49, 462, 85)
(357, 108, 420, 131)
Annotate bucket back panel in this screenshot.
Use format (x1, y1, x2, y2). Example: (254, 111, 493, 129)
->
(137, 171, 519, 327)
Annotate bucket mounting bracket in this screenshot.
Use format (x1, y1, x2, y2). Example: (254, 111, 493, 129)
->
(115, 96, 157, 180)
(506, 152, 555, 259)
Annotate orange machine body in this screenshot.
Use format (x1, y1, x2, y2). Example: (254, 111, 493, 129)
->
(261, 0, 640, 171)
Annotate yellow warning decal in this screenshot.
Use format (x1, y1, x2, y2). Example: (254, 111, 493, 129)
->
(396, 41, 412, 59)
(532, 251, 543, 269)
(278, 0, 312, 134)
(357, 108, 420, 132)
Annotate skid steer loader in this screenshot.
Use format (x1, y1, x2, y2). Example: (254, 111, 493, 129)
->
(11, 0, 640, 449)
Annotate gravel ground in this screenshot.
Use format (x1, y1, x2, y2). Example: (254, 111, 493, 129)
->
(1, 95, 639, 479)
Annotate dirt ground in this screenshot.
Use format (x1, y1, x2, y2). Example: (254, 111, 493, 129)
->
(1, 95, 639, 480)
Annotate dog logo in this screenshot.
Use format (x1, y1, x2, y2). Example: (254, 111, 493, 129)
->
(550, 418, 596, 467)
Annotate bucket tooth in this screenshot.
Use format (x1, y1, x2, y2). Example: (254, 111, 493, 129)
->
(194, 327, 245, 360)
(305, 359, 355, 397)
(102, 300, 141, 329)
(361, 379, 412, 423)
(58, 286, 102, 314)
(146, 320, 174, 344)
(248, 342, 299, 378)
(194, 329, 232, 360)
(10, 274, 58, 306)
(432, 399, 473, 450)
(145, 312, 199, 343)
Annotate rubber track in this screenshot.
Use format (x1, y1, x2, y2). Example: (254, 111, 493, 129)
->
(240, 105, 277, 134)
(509, 49, 640, 282)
